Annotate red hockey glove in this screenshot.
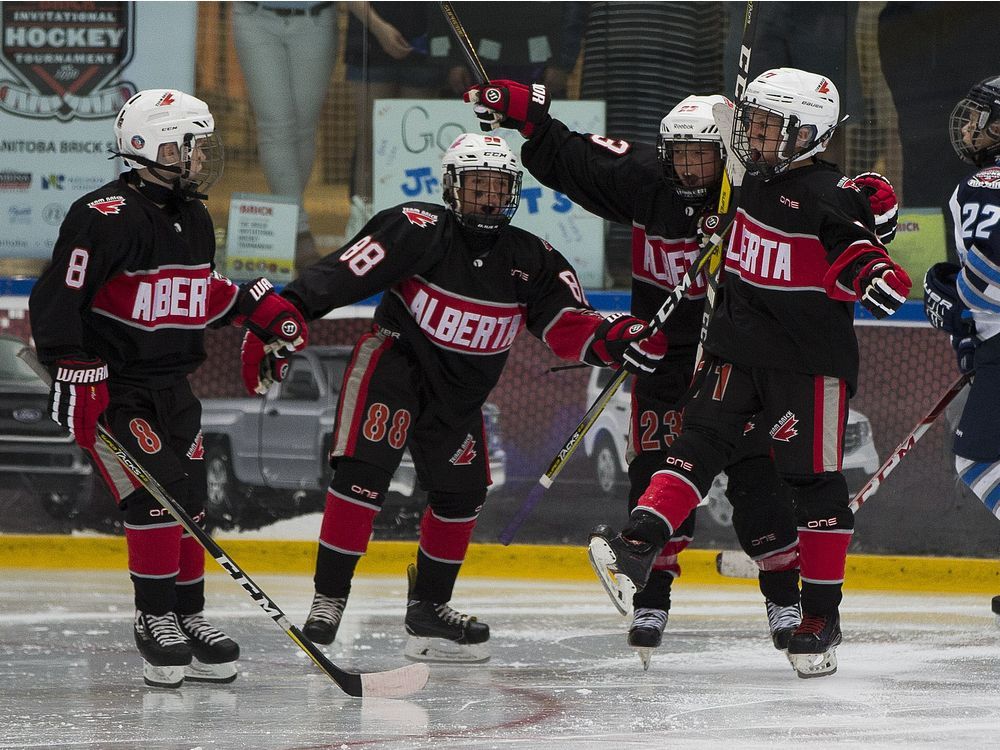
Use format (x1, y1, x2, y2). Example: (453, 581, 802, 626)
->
(854, 254, 912, 319)
(240, 331, 292, 396)
(48, 357, 110, 449)
(853, 171, 898, 244)
(233, 278, 308, 351)
(588, 314, 668, 375)
(463, 79, 551, 137)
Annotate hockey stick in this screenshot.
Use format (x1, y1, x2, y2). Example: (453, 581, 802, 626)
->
(497, 230, 731, 546)
(440, 2, 489, 85)
(18, 347, 429, 699)
(716, 370, 974, 578)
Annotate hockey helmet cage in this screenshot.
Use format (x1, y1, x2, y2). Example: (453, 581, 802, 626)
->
(113, 89, 224, 196)
(732, 68, 841, 180)
(950, 75, 1000, 166)
(658, 94, 731, 202)
(441, 133, 522, 234)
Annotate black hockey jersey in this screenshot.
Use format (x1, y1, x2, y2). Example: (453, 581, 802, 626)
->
(705, 162, 880, 393)
(521, 116, 708, 366)
(29, 175, 237, 389)
(282, 202, 604, 413)
(948, 160, 1000, 342)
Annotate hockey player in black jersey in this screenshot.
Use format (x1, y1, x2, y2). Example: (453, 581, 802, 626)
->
(239, 132, 665, 662)
(923, 75, 1000, 620)
(582, 67, 912, 678)
(465, 78, 898, 668)
(29, 89, 308, 688)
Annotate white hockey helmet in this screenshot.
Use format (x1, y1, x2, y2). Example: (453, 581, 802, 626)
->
(441, 133, 522, 234)
(657, 94, 731, 202)
(732, 68, 841, 180)
(113, 89, 224, 196)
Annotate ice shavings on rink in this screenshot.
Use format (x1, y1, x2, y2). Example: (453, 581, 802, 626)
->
(1, 569, 998, 749)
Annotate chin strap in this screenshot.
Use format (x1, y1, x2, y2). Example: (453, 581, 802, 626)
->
(109, 149, 207, 200)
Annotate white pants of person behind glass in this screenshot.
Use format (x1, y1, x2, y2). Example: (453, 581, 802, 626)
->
(232, 1, 337, 235)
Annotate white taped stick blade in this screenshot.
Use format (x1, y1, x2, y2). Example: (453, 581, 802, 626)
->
(359, 662, 430, 699)
(713, 101, 745, 187)
(715, 550, 759, 579)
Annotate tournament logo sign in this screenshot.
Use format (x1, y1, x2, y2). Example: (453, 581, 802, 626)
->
(0, 1, 136, 121)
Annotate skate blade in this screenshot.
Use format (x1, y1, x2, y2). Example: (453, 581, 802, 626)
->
(184, 660, 238, 684)
(788, 648, 838, 679)
(632, 646, 653, 671)
(143, 663, 185, 689)
(587, 537, 636, 617)
(403, 636, 490, 664)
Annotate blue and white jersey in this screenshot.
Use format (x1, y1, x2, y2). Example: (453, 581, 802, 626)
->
(950, 159, 1000, 340)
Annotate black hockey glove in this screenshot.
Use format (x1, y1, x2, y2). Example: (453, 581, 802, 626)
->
(953, 334, 978, 374)
(48, 357, 110, 449)
(587, 314, 668, 375)
(853, 172, 898, 244)
(464, 79, 551, 137)
(234, 278, 309, 351)
(853, 253, 911, 319)
(923, 262, 975, 337)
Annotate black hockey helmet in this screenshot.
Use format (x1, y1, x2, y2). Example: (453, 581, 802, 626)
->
(950, 75, 1000, 166)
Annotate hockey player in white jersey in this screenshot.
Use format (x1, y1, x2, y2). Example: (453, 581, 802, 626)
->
(923, 75, 1000, 622)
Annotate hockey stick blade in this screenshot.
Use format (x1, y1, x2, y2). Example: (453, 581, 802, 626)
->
(18, 347, 430, 699)
(716, 371, 973, 579)
(440, 2, 489, 85)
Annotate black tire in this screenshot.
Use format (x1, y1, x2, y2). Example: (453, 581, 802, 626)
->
(592, 433, 625, 497)
(203, 443, 241, 532)
(38, 474, 94, 521)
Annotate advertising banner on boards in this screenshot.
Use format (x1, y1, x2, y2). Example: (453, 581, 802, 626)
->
(0, 1, 197, 259)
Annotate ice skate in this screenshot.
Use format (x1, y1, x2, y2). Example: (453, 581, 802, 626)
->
(628, 607, 668, 671)
(403, 564, 490, 663)
(765, 599, 802, 652)
(302, 592, 348, 645)
(992, 595, 1000, 627)
(587, 524, 657, 617)
(787, 611, 842, 678)
(133, 610, 192, 689)
(177, 613, 239, 683)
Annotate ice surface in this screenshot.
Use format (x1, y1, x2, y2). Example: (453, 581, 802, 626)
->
(1, 569, 998, 749)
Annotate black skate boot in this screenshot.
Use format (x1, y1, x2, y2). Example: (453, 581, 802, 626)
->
(403, 564, 490, 663)
(302, 592, 348, 645)
(628, 608, 668, 671)
(765, 599, 802, 651)
(588, 524, 657, 616)
(992, 595, 1000, 624)
(787, 610, 842, 678)
(177, 613, 240, 683)
(133, 610, 192, 688)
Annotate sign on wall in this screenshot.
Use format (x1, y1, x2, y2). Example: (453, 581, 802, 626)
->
(372, 99, 606, 288)
(0, 1, 197, 259)
(224, 193, 298, 283)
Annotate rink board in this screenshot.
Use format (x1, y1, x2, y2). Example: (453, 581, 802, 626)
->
(2, 534, 998, 594)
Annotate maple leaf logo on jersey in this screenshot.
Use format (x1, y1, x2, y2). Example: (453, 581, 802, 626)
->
(769, 412, 799, 442)
(402, 207, 438, 228)
(87, 196, 126, 215)
(187, 432, 205, 460)
(450, 435, 477, 466)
